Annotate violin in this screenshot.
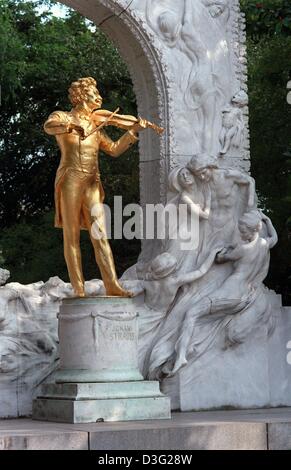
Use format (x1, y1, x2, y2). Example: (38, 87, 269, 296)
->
(83, 107, 164, 139)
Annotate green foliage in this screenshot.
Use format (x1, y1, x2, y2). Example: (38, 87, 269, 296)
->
(241, 0, 291, 303)
(0, 0, 139, 283)
(241, 0, 291, 39)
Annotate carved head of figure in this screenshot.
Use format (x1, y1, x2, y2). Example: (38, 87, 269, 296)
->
(178, 168, 195, 190)
(232, 90, 248, 108)
(238, 210, 262, 242)
(147, 253, 178, 280)
(0, 337, 19, 374)
(157, 11, 181, 45)
(69, 77, 102, 111)
(203, 0, 230, 19)
(0, 268, 10, 286)
(41, 276, 71, 301)
(187, 154, 218, 182)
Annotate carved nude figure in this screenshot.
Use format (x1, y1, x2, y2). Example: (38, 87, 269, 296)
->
(149, 210, 278, 377)
(164, 166, 211, 269)
(187, 154, 256, 257)
(219, 105, 245, 155)
(0, 268, 19, 329)
(145, 0, 230, 155)
(219, 91, 248, 155)
(138, 247, 220, 372)
(0, 268, 10, 286)
(174, 210, 277, 372)
(0, 285, 19, 329)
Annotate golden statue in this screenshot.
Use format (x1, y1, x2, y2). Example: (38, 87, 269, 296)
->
(44, 77, 163, 298)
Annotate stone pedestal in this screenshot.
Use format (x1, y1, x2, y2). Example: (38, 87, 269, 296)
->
(33, 297, 170, 423)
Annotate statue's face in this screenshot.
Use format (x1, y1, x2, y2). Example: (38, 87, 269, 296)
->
(158, 11, 180, 41)
(238, 223, 256, 242)
(196, 168, 212, 182)
(179, 168, 195, 188)
(0, 339, 18, 373)
(209, 5, 223, 17)
(85, 86, 103, 110)
(0, 269, 10, 286)
(207, 1, 228, 18)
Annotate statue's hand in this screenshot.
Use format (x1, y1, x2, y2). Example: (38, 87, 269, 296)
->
(68, 123, 86, 139)
(131, 118, 148, 134)
(215, 247, 228, 264)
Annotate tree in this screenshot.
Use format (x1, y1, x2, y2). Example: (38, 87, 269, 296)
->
(0, 0, 140, 283)
(241, 0, 291, 304)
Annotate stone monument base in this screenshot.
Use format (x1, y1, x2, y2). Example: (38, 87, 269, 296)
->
(33, 382, 170, 423)
(33, 296, 171, 423)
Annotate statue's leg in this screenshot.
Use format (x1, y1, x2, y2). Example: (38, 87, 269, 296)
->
(60, 174, 85, 297)
(171, 299, 211, 374)
(82, 180, 132, 297)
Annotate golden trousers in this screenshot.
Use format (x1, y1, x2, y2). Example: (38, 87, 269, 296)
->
(59, 169, 120, 295)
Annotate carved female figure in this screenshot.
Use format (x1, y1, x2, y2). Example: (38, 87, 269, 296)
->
(138, 248, 219, 374)
(145, 0, 231, 155)
(163, 166, 211, 271)
(148, 210, 278, 378)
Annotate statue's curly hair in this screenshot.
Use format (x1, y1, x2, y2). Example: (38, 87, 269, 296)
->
(68, 77, 98, 106)
(239, 210, 262, 232)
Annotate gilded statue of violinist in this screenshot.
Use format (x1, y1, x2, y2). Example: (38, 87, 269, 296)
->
(44, 77, 163, 298)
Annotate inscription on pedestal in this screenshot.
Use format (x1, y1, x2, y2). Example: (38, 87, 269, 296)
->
(56, 298, 143, 382)
(95, 311, 138, 371)
(108, 325, 135, 342)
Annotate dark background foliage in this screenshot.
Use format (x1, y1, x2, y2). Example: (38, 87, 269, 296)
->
(0, 0, 290, 304)
(241, 0, 291, 304)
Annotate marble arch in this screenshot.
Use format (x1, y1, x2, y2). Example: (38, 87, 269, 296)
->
(58, 0, 250, 263)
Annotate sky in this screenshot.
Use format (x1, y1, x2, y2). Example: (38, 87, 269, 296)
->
(29, 1, 96, 33)
(32, 0, 68, 18)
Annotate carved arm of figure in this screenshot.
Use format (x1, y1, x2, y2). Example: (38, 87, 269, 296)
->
(225, 169, 256, 208)
(180, 192, 210, 220)
(220, 127, 234, 155)
(215, 245, 242, 264)
(260, 211, 278, 249)
(201, 183, 212, 219)
(175, 247, 220, 286)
